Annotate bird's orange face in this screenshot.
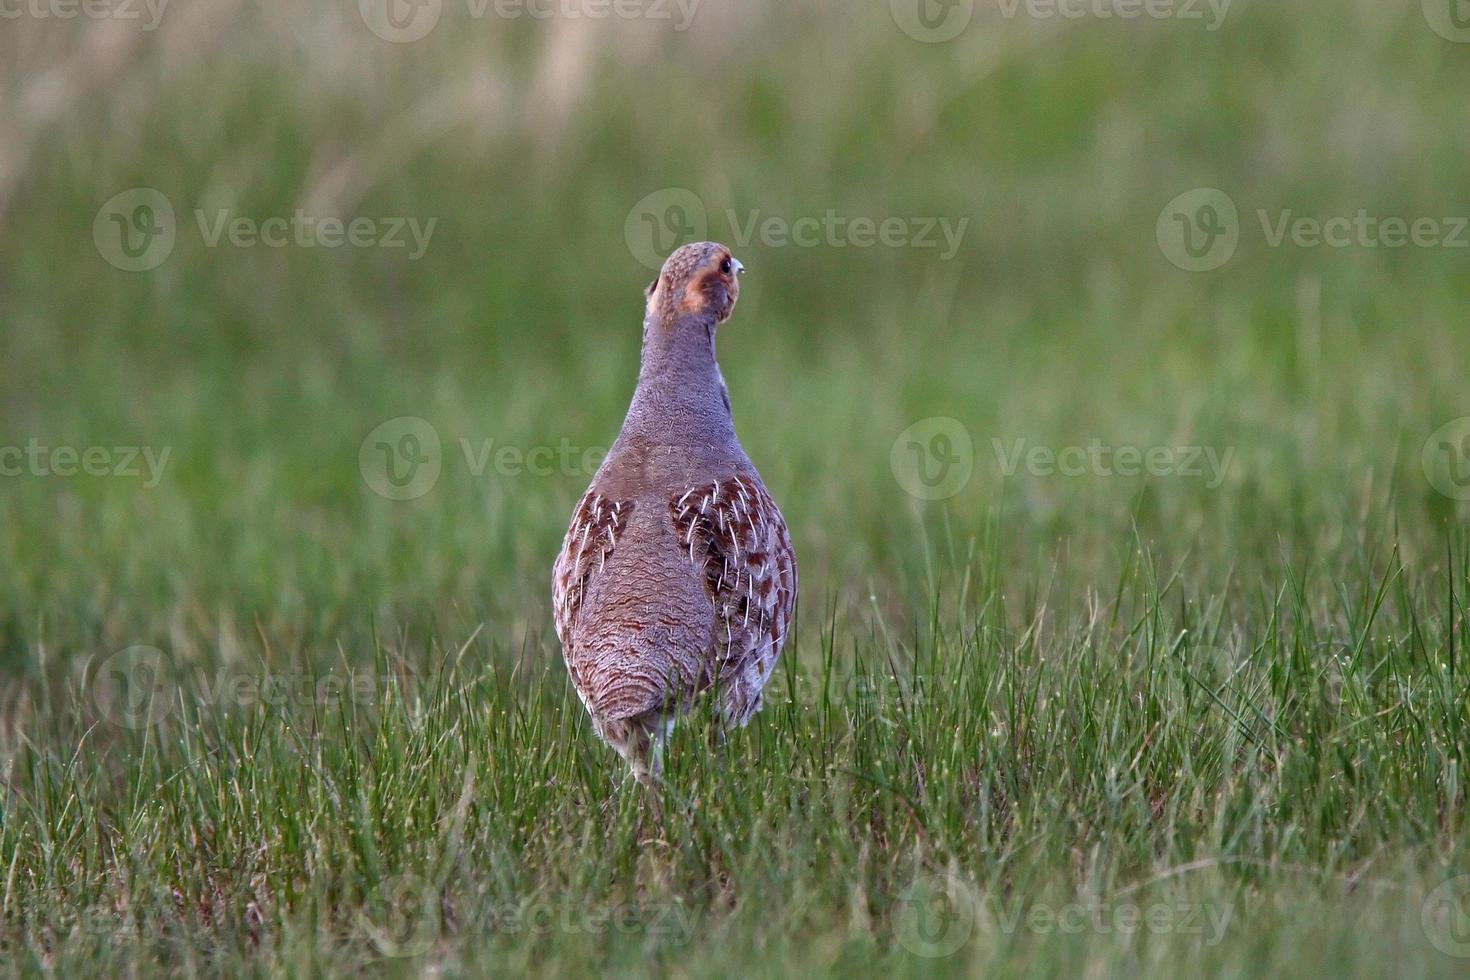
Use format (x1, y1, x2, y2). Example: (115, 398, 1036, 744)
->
(646, 242, 745, 326)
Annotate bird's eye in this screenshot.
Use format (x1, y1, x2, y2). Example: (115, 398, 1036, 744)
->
(719, 258, 732, 275)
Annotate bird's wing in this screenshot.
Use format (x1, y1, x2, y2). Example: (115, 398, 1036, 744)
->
(670, 475, 797, 695)
(552, 491, 634, 652)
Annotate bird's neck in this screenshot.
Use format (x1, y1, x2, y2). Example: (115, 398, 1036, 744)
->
(617, 311, 737, 451)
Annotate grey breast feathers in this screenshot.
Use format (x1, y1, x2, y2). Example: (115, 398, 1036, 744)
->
(553, 474, 796, 725)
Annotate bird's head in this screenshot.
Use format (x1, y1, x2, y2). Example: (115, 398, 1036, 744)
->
(645, 241, 744, 327)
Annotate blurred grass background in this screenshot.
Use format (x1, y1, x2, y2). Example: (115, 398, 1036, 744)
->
(1, 0, 1466, 660)
(1, 0, 1469, 974)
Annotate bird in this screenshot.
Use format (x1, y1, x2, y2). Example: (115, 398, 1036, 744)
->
(552, 241, 797, 786)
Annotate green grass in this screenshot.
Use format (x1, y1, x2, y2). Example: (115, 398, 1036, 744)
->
(2, 0, 1469, 975)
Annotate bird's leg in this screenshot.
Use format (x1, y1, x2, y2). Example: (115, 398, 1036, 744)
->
(608, 718, 660, 836)
(649, 715, 676, 779)
(712, 688, 751, 754)
(630, 757, 656, 790)
(627, 762, 666, 837)
(635, 715, 704, 835)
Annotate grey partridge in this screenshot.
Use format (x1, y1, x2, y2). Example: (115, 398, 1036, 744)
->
(552, 241, 797, 785)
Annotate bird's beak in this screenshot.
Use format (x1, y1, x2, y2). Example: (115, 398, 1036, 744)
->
(731, 257, 745, 275)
